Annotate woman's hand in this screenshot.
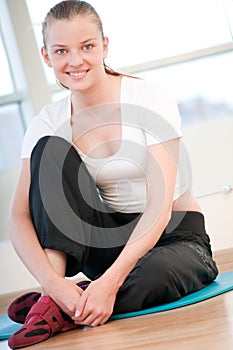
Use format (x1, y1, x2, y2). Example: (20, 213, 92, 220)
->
(45, 276, 84, 317)
(72, 276, 118, 327)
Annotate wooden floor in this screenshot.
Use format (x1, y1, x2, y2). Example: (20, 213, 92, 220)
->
(0, 248, 232, 350)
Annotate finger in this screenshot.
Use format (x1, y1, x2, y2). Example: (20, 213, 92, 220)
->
(74, 304, 101, 325)
(77, 314, 100, 327)
(75, 285, 84, 294)
(73, 294, 88, 320)
(88, 313, 109, 327)
(78, 311, 110, 327)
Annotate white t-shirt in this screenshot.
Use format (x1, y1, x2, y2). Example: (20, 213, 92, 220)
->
(22, 77, 189, 213)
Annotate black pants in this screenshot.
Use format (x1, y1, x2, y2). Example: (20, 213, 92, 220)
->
(29, 136, 218, 314)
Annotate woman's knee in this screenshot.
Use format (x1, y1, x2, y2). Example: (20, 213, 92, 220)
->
(31, 136, 70, 163)
(126, 243, 217, 304)
(30, 136, 78, 181)
(114, 249, 176, 313)
(137, 247, 173, 281)
(115, 245, 207, 313)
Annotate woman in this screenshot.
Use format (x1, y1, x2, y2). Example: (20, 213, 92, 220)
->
(7, 1, 218, 348)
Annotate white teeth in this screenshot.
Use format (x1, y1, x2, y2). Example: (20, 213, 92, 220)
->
(69, 72, 85, 77)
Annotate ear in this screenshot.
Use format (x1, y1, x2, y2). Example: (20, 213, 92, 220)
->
(103, 36, 109, 59)
(41, 46, 52, 67)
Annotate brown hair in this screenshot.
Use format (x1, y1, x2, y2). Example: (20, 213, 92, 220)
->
(42, 0, 120, 77)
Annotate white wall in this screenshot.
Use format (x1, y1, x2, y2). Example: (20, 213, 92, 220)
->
(1, 117, 233, 295)
(0, 240, 40, 295)
(182, 116, 233, 198)
(198, 192, 233, 251)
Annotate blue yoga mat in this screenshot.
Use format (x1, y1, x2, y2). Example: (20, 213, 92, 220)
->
(1, 271, 233, 340)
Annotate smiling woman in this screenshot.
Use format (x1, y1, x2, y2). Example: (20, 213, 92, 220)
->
(41, 17, 109, 92)
(0, 1, 232, 350)
(5, 1, 219, 349)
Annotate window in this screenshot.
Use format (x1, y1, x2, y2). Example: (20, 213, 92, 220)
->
(223, 0, 233, 35)
(25, 0, 62, 85)
(0, 1, 28, 170)
(0, 104, 24, 170)
(26, 0, 233, 70)
(0, 29, 15, 96)
(137, 51, 233, 126)
(99, 0, 233, 68)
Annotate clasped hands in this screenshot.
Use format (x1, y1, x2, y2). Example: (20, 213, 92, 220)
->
(72, 277, 117, 327)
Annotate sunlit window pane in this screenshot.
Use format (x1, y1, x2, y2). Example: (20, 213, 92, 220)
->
(223, 0, 233, 34)
(0, 30, 14, 96)
(0, 104, 24, 170)
(26, 0, 233, 74)
(137, 51, 233, 126)
(96, 0, 233, 68)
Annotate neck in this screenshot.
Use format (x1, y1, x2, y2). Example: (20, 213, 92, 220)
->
(71, 73, 122, 115)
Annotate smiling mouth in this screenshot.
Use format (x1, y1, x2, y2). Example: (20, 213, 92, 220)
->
(68, 70, 89, 78)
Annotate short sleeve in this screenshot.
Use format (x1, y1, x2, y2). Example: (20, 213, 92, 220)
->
(21, 96, 72, 158)
(140, 82, 182, 146)
(21, 116, 53, 158)
(121, 77, 182, 147)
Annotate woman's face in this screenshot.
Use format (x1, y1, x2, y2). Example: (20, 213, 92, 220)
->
(41, 15, 109, 92)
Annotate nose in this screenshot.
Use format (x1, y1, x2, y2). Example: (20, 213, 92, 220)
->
(68, 50, 84, 66)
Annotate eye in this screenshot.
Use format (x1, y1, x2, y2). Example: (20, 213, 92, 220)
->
(55, 49, 67, 55)
(82, 44, 94, 51)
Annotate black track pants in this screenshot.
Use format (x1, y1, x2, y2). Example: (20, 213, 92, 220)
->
(29, 136, 218, 314)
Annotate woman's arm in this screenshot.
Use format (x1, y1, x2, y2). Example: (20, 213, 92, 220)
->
(8, 159, 82, 316)
(106, 139, 179, 282)
(104, 138, 179, 286)
(74, 138, 179, 326)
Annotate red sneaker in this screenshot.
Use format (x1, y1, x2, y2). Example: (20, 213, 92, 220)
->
(7, 292, 41, 324)
(8, 296, 78, 349)
(7, 280, 90, 324)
